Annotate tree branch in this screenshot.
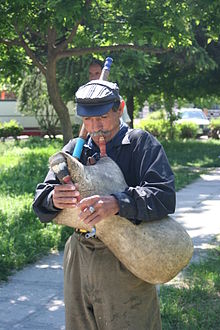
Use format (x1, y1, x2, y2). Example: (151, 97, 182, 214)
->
(14, 24, 47, 75)
(55, 20, 81, 52)
(55, 0, 93, 52)
(0, 38, 21, 47)
(57, 44, 171, 59)
(47, 26, 57, 54)
(19, 35, 47, 75)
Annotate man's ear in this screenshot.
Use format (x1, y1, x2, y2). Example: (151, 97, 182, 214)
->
(119, 100, 125, 116)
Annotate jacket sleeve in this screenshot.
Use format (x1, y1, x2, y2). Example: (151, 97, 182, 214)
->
(32, 139, 76, 223)
(113, 131, 176, 223)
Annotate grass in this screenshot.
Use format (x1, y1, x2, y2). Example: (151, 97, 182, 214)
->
(160, 236, 220, 329)
(0, 137, 220, 282)
(162, 139, 220, 190)
(0, 137, 73, 280)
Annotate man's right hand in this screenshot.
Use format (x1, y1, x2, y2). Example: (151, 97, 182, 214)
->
(52, 183, 80, 209)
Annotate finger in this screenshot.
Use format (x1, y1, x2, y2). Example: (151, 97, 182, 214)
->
(54, 183, 78, 191)
(54, 190, 80, 199)
(78, 206, 94, 220)
(56, 196, 78, 203)
(89, 215, 103, 226)
(54, 185, 80, 197)
(77, 195, 100, 211)
(53, 190, 79, 207)
(95, 199, 104, 209)
(83, 214, 101, 227)
(54, 202, 77, 209)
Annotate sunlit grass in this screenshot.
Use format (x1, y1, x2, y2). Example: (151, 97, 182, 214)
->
(160, 237, 220, 329)
(0, 137, 73, 280)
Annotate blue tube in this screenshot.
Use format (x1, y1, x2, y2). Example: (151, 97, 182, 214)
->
(72, 137, 85, 159)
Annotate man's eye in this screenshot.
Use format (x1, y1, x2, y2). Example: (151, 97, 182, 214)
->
(101, 115, 108, 119)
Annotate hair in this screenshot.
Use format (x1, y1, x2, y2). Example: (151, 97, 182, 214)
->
(112, 100, 121, 112)
(89, 58, 104, 69)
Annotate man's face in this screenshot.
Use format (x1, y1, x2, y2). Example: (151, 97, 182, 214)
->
(82, 108, 123, 145)
(89, 64, 102, 81)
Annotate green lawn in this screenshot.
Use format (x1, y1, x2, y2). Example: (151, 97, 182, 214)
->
(162, 139, 220, 190)
(0, 137, 220, 282)
(0, 137, 73, 280)
(160, 236, 220, 330)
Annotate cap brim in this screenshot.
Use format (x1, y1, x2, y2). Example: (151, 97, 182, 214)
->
(77, 102, 114, 117)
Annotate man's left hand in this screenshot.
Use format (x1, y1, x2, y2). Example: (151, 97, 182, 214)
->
(77, 195, 119, 227)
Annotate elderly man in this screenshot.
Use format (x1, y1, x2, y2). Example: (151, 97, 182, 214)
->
(33, 80, 175, 330)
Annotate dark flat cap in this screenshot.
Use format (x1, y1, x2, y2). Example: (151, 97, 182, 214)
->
(75, 80, 120, 117)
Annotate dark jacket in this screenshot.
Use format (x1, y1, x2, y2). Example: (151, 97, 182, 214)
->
(33, 124, 176, 224)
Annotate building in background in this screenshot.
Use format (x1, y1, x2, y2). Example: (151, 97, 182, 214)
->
(0, 91, 79, 137)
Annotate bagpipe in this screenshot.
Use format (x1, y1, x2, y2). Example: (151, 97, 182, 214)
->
(49, 151, 193, 284)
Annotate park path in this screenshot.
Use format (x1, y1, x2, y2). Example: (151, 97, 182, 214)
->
(0, 168, 220, 329)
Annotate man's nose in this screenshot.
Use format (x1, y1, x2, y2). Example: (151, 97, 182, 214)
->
(91, 74, 99, 80)
(91, 120, 103, 131)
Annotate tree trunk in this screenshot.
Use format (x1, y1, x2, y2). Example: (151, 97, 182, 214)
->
(164, 96, 175, 140)
(126, 95, 134, 128)
(46, 59, 73, 145)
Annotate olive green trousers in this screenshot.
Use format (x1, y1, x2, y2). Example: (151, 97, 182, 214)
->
(63, 233, 162, 330)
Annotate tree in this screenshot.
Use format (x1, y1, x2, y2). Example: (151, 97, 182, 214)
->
(0, 0, 196, 143)
(108, 50, 156, 127)
(140, 0, 220, 138)
(17, 68, 60, 138)
(145, 1, 220, 103)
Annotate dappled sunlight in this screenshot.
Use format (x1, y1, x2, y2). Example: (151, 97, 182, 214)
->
(36, 263, 63, 270)
(47, 299, 64, 312)
(173, 167, 220, 266)
(9, 295, 30, 304)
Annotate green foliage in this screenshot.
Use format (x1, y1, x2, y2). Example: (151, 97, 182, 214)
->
(17, 69, 60, 138)
(177, 122, 199, 139)
(0, 120, 23, 140)
(0, 44, 28, 89)
(148, 110, 166, 120)
(136, 115, 205, 140)
(17, 69, 47, 115)
(137, 118, 168, 139)
(136, 117, 180, 140)
(57, 56, 91, 102)
(209, 117, 220, 139)
(1, 0, 220, 140)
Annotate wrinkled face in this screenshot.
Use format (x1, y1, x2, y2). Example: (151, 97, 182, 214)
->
(82, 108, 123, 145)
(89, 64, 102, 81)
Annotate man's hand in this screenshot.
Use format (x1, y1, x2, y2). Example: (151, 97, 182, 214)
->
(52, 183, 80, 209)
(77, 195, 119, 228)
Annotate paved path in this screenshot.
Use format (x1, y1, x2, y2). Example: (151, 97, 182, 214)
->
(0, 168, 220, 329)
(172, 168, 220, 263)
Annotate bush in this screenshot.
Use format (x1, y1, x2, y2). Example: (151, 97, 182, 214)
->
(137, 118, 180, 140)
(177, 122, 198, 139)
(0, 122, 3, 137)
(147, 110, 166, 120)
(209, 118, 220, 139)
(0, 120, 23, 140)
(137, 118, 167, 138)
(136, 118, 200, 140)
